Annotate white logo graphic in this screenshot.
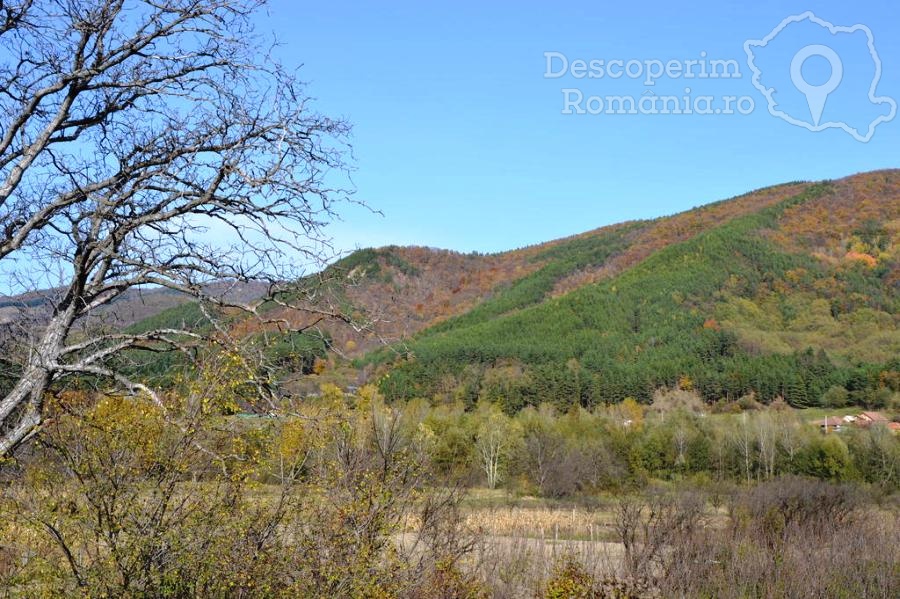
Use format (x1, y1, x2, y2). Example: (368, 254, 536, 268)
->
(745, 12, 896, 142)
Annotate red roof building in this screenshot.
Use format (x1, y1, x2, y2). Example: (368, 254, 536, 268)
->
(814, 417, 846, 432)
(857, 412, 890, 428)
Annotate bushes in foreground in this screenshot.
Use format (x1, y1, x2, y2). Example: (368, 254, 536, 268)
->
(0, 384, 897, 597)
(0, 390, 480, 597)
(535, 479, 898, 599)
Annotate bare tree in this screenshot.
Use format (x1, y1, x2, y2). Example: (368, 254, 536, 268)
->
(776, 408, 804, 470)
(735, 412, 754, 484)
(0, 0, 357, 454)
(474, 407, 517, 490)
(522, 422, 565, 495)
(754, 411, 777, 480)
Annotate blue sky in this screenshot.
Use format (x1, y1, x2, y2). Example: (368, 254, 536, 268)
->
(259, 0, 899, 255)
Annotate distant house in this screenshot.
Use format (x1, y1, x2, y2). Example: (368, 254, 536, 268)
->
(812, 412, 895, 433)
(857, 412, 889, 427)
(814, 416, 845, 433)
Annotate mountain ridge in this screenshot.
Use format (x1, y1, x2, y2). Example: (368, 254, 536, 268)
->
(358, 170, 898, 410)
(111, 169, 900, 410)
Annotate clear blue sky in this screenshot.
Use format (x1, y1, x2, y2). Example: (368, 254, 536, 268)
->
(259, 0, 899, 255)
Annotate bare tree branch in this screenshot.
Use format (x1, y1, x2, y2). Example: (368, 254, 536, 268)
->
(0, 0, 362, 455)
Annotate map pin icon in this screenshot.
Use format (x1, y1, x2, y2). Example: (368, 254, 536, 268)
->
(790, 44, 843, 126)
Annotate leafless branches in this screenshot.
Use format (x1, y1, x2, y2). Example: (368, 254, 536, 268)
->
(0, 0, 359, 454)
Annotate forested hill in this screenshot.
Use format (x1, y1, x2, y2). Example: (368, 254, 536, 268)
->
(127, 170, 899, 409)
(364, 170, 899, 410)
(233, 176, 810, 356)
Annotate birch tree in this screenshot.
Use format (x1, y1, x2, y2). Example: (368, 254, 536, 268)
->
(474, 406, 518, 490)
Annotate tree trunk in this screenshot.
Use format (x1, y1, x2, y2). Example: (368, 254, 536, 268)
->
(0, 309, 71, 454)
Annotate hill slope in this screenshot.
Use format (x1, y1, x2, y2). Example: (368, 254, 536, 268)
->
(247, 178, 810, 357)
(123, 170, 899, 409)
(363, 171, 899, 409)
